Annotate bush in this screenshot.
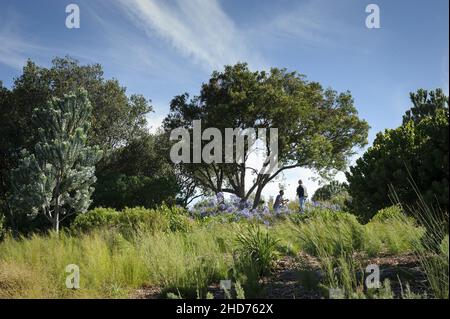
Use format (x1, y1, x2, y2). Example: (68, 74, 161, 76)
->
(156, 205, 194, 232)
(70, 208, 118, 233)
(71, 205, 193, 236)
(312, 181, 351, 209)
(93, 174, 178, 210)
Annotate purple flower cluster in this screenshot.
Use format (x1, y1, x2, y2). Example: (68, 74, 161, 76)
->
(191, 192, 289, 225)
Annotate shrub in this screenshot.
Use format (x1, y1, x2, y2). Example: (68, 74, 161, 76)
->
(115, 207, 170, 237)
(71, 205, 193, 236)
(157, 204, 194, 232)
(70, 207, 118, 233)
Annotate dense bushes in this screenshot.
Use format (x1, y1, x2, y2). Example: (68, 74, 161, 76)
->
(71, 205, 193, 236)
(370, 205, 405, 222)
(93, 174, 178, 210)
(312, 181, 350, 209)
(346, 89, 449, 221)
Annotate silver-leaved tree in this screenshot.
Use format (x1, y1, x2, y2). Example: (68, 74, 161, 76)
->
(10, 88, 102, 233)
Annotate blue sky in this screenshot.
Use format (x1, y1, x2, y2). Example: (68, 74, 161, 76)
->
(1, 0, 448, 200)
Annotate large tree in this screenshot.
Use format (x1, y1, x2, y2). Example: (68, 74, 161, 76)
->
(10, 89, 102, 233)
(0, 57, 152, 231)
(346, 89, 449, 221)
(164, 63, 369, 208)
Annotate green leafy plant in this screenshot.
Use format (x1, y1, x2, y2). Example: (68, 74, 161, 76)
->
(9, 88, 102, 233)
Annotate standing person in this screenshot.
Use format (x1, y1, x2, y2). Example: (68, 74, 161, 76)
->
(296, 180, 308, 213)
(273, 190, 286, 215)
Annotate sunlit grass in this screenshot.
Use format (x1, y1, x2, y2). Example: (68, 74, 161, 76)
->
(0, 204, 446, 299)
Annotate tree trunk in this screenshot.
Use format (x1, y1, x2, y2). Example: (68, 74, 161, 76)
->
(252, 186, 263, 210)
(5, 200, 19, 238)
(53, 213, 60, 234)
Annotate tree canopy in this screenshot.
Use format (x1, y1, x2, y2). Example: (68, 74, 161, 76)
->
(10, 89, 102, 232)
(93, 133, 179, 209)
(164, 63, 369, 208)
(0, 57, 154, 232)
(346, 89, 449, 221)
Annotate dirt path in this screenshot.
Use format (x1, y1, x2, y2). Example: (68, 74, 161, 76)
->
(131, 252, 428, 299)
(260, 252, 428, 299)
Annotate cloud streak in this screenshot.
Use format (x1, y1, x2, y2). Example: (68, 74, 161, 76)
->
(0, 10, 40, 70)
(116, 0, 262, 71)
(257, 0, 371, 52)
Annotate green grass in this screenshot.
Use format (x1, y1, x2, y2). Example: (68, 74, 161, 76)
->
(290, 207, 424, 258)
(0, 204, 446, 299)
(0, 223, 236, 298)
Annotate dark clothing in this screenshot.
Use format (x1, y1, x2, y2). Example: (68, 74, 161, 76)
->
(296, 185, 308, 198)
(273, 194, 283, 209)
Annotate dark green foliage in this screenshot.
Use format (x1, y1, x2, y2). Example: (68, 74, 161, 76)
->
(93, 133, 179, 209)
(346, 89, 449, 221)
(313, 181, 348, 202)
(403, 89, 448, 124)
(93, 174, 178, 210)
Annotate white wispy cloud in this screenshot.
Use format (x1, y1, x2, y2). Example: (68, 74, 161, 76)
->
(115, 0, 263, 71)
(0, 33, 31, 69)
(257, 0, 371, 51)
(0, 10, 40, 70)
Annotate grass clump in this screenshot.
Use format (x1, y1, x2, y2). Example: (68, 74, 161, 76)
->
(293, 210, 365, 256)
(138, 224, 233, 298)
(231, 224, 279, 297)
(364, 206, 424, 256)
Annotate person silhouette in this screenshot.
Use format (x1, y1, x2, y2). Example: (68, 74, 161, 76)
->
(296, 180, 308, 213)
